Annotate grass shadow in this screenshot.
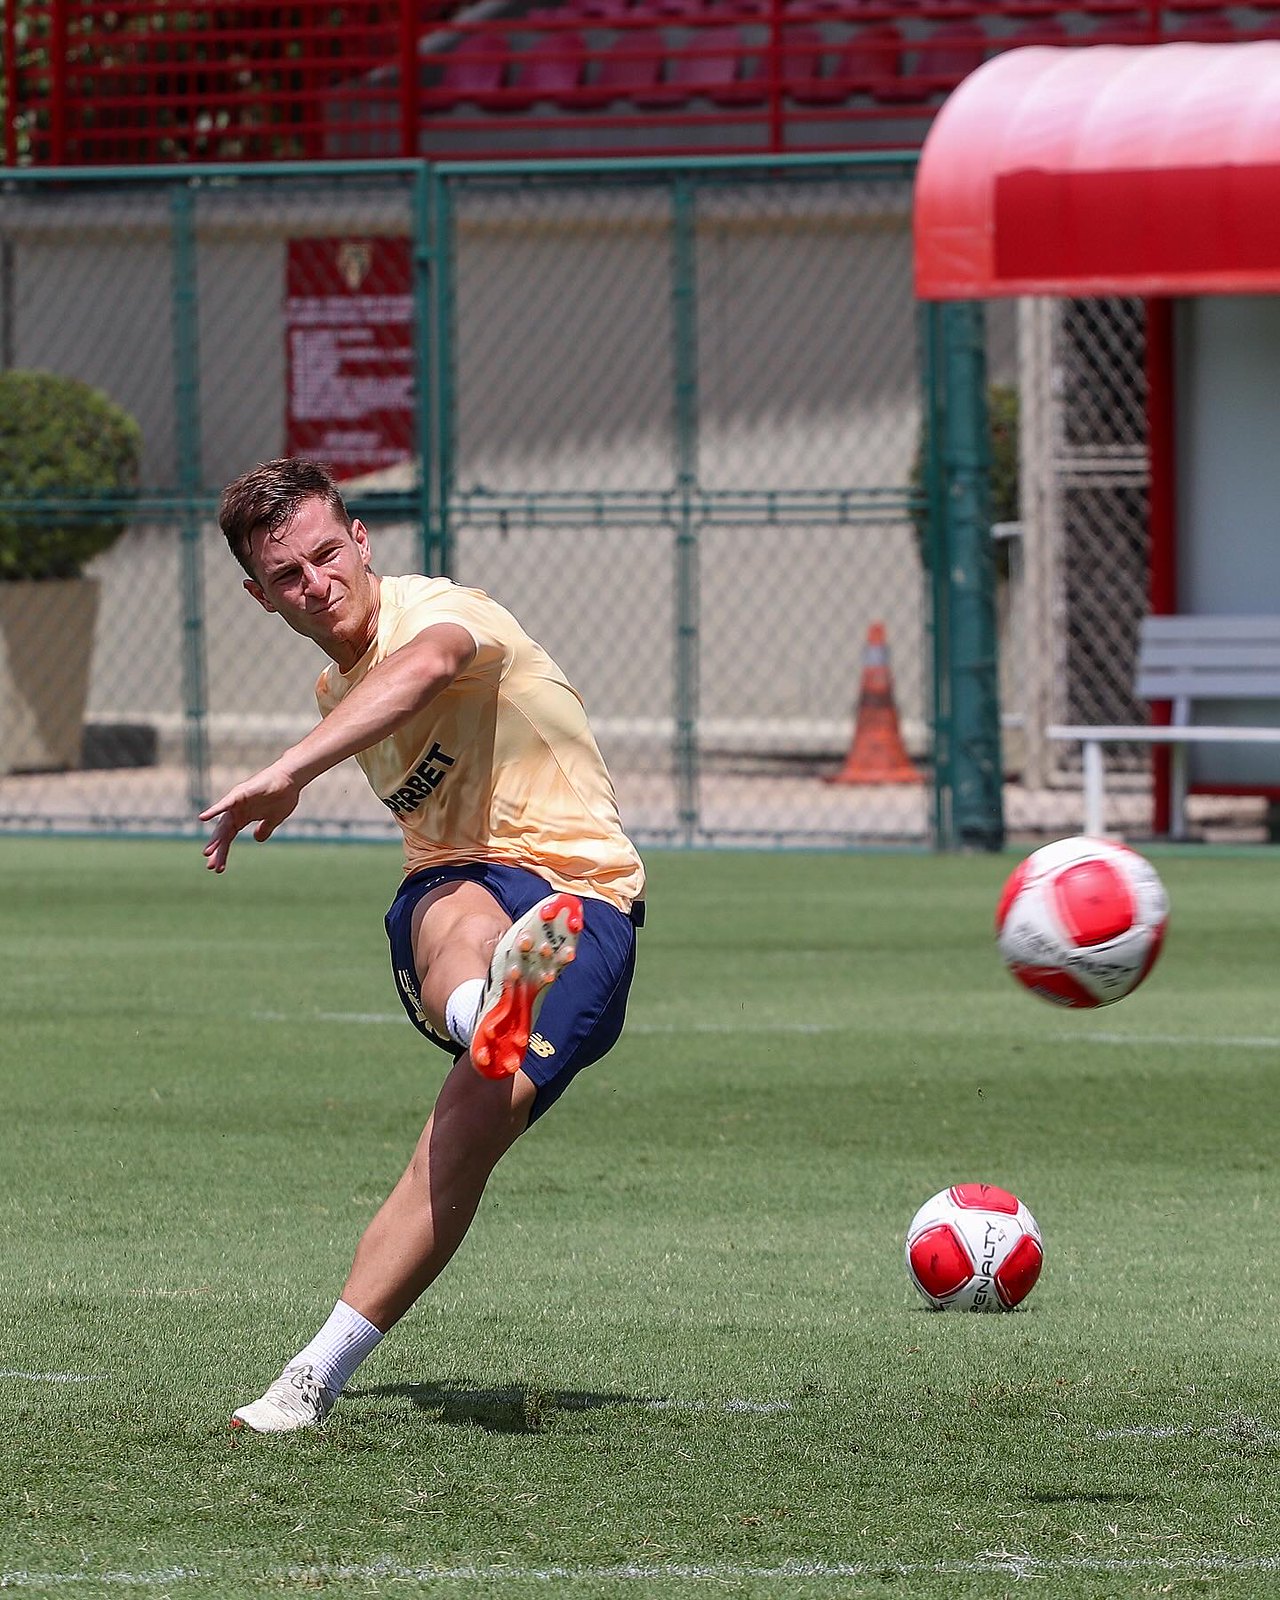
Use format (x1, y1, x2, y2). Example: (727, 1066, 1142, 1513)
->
(347, 1381, 658, 1433)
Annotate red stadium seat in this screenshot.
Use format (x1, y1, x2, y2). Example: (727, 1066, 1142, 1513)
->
(779, 22, 839, 105)
(827, 22, 905, 100)
(1167, 11, 1237, 36)
(786, 0, 858, 14)
(877, 20, 984, 102)
(440, 34, 511, 109)
(506, 30, 589, 108)
(578, 26, 666, 105)
(1085, 14, 1151, 41)
(681, 24, 767, 107)
(1003, 16, 1068, 44)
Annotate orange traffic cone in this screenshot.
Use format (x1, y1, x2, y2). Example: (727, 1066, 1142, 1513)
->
(826, 621, 923, 785)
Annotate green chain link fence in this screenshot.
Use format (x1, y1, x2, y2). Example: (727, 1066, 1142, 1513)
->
(0, 154, 1008, 850)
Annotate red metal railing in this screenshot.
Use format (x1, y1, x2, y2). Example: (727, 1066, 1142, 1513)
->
(6, 0, 1276, 166)
(8, 1, 422, 163)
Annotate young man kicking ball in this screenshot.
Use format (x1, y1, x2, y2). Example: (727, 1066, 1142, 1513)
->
(202, 458, 645, 1433)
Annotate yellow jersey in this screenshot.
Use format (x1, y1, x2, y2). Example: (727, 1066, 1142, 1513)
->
(314, 574, 645, 913)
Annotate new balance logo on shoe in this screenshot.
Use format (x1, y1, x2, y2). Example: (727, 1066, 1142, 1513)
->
(471, 894, 582, 1080)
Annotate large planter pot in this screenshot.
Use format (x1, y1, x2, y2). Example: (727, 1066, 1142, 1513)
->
(0, 578, 100, 773)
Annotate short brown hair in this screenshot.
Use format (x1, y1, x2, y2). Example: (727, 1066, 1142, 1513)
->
(219, 458, 352, 577)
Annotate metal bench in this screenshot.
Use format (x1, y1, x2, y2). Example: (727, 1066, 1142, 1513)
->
(1047, 614, 1280, 839)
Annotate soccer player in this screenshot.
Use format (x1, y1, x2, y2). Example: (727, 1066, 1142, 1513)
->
(202, 458, 646, 1433)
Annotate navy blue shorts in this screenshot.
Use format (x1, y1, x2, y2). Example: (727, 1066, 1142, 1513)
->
(385, 861, 642, 1122)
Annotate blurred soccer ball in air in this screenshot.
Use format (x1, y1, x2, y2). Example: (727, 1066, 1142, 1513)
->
(995, 835, 1169, 1008)
(905, 1183, 1043, 1312)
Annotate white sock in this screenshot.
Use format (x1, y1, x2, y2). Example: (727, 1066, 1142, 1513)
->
(445, 977, 485, 1048)
(286, 1300, 383, 1396)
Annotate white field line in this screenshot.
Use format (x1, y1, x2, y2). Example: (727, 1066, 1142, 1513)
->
(7, 1554, 1280, 1588)
(633, 1023, 840, 1036)
(1095, 1419, 1280, 1444)
(316, 1011, 405, 1025)
(0, 1363, 784, 1415)
(250, 1009, 404, 1026)
(1058, 1030, 1280, 1050)
(645, 1398, 791, 1414)
(252, 1011, 1280, 1048)
(0, 1369, 109, 1384)
(251, 1010, 850, 1035)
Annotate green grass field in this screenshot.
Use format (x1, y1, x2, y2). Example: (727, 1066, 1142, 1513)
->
(3, 836, 1280, 1598)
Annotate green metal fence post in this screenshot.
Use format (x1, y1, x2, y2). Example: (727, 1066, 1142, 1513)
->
(412, 162, 435, 575)
(429, 168, 456, 578)
(919, 301, 951, 849)
(170, 183, 210, 816)
(939, 300, 1004, 851)
(671, 175, 701, 846)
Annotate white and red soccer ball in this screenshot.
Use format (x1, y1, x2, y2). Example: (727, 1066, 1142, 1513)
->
(995, 836, 1169, 1008)
(906, 1183, 1043, 1311)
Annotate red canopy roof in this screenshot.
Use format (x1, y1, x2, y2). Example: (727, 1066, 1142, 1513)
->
(914, 43, 1280, 299)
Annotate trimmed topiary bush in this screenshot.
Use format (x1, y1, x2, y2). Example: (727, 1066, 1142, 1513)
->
(0, 371, 142, 581)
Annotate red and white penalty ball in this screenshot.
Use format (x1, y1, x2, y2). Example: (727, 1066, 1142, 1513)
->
(905, 1183, 1043, 1312)
(995, 835, 1170, 1008)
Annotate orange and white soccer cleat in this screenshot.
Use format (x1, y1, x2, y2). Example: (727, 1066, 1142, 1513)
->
(470, 892, 583, 1079)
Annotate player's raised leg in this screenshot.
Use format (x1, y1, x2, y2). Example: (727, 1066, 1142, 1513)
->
(407, 880, 582, 1078)
(470, 891, 583, 1078)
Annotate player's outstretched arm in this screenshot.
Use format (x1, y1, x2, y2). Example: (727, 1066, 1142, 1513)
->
(200, 622, 475, 872)
(201, 762, 301, 872)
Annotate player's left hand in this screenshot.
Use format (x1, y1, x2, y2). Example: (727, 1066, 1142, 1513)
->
(199, 763, 301, 872)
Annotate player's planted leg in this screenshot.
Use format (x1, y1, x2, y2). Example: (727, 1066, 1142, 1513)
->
(230, 1299, 383, 1433)
(470, 892, 583, 1079)
(230, 1060, 536, 1433)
